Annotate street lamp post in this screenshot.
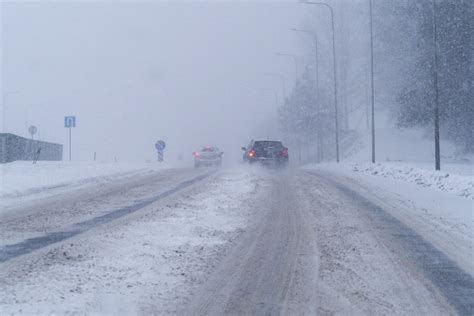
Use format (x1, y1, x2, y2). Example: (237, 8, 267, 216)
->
(290, 28, 323, 162)
(432, 0, 441, 171)
(2, 91, 21, 133)
(301, 1, 340, 162)
(369, 0, 376, 163)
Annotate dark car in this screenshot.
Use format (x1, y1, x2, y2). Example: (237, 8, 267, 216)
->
(193, 145, 223, 168)
(242, 140, 288, 168)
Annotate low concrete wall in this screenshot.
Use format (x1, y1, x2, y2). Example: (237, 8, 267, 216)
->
(0, 133, 63, 163)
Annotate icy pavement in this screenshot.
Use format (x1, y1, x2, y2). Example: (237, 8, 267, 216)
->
(0, 170, 261, 314)
(186, 170, 467, 314)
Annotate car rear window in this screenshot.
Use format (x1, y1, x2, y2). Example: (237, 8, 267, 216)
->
(202, 147, 216, 152)
(253, 141, 283, 150)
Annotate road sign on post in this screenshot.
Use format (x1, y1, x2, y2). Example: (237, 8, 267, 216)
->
(155, 140, 166, 163)
(157, 150, 164, 162)
(64, 116, 76, 128)
(64, 116, 76, 161)
(155, 140, 166, 151)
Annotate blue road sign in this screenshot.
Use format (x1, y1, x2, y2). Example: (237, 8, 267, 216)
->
(64, 116, 76, 128)
(155, 140, 166, 151)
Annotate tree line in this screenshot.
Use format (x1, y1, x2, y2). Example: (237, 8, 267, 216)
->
(277, 0, 473, 162)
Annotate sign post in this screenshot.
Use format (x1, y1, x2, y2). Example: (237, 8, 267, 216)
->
(64, 116, 76, 161)
(155, 140, 166, 163)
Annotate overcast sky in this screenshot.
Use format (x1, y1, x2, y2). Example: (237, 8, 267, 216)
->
(1, 1, 310, 162)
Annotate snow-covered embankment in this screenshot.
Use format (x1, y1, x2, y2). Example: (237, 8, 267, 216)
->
(305, 162, 473, 275)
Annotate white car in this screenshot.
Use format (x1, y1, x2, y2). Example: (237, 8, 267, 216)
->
(193, 145, 223, 168)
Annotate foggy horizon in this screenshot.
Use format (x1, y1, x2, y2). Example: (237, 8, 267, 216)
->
(2, 1, 313, 162)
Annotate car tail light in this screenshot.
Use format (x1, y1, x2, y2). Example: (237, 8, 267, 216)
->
(193, 152, 200, 157)
(281, 148, 288, 157)
(248, 150, 256, 158)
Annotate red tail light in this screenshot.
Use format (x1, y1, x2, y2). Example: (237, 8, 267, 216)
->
(248, 150, 256, 158)
(193, 152, 200, 157)
(281, 149, 288, 157)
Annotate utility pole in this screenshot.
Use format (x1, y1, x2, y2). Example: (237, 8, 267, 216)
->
(433, 0, 441, 170)
(369, 0, 376, 163)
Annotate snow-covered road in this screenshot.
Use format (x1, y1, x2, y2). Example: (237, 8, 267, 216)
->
(0, 167, 260, 314)
(0, 167, 472, 314)
(187, 170, 472, 315)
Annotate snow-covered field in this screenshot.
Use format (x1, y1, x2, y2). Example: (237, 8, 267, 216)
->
(0, 161, 169, 208)
(0, 170, 262, 314)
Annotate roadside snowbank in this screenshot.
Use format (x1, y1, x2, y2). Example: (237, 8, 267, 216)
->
(305, 162, 473, 274)
(351, 162, 473, 200)
(307, 162, 473, 200)
(0, 161, 168, 201)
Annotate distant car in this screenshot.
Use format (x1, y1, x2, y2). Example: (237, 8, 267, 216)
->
(193, 145, 223, 168)
(242, 140, 288, 168)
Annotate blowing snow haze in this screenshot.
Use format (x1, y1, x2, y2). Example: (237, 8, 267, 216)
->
(1, 1, 308, 162)
(0, 0, 473, 314)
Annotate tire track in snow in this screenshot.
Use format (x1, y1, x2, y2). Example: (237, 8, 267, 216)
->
(0, 171, 215, 264)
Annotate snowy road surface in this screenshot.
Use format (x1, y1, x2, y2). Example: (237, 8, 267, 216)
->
(0, 167, 472, 314)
